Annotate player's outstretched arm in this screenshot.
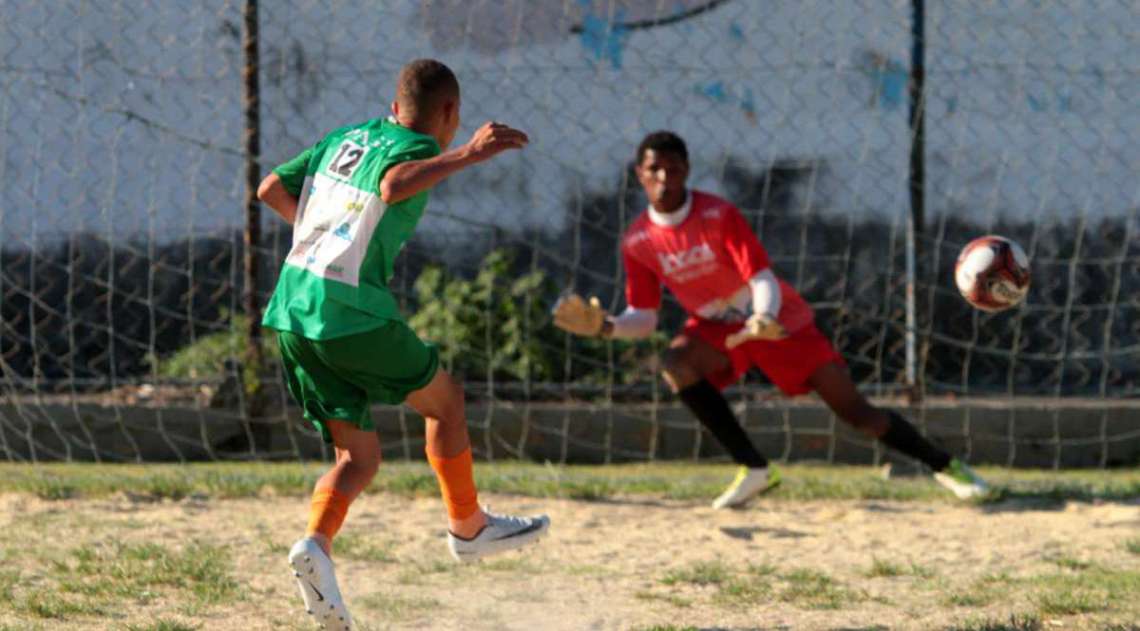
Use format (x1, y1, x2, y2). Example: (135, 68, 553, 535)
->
(552, 294, 658, 339)
(552, 294, 608, 337)
(256, 172, 299, 224)
(380, 122, 528, 204)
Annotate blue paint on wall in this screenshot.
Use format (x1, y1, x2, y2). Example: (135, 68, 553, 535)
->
(578, 1, 630, 70)
(871, 60, 907, 110)
(728, 21, 745, 41)
(696, 81, 730, 103)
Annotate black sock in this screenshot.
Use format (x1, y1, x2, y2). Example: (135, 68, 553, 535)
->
(677, 379, 768, 468)
(880, 411, 951, 471)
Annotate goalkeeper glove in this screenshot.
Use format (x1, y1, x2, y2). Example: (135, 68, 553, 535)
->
(552, 293, 608, 337)
(725, 313, 787, 349)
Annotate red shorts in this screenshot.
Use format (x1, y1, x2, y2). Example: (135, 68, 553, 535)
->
(682, 318, 845, 396)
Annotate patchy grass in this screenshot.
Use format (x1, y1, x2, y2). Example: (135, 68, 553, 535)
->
(661, 560, 731, 586)
(945, 573, 1013, 608)
(1027, 566, 1139, 617)
(1034, 590, 1103, 615)
(1124, 538, 1140, 556)
(565, 563, 617, 577)
(1044, 553, 1095, 571)
(714, 575, 772, 605)
(943, 614, 1042, 631)
(357, 592, 441, 621)
(779, 568, 862, 610)
(2, 462, 1138, 505)
(125, 620, 201, 631)
(633, 590, 693, 608)
(0, 462, 1137, 628)
(57, 541, 238, 606)
(866, 557, 907, 577)
(1, 540, 238, 625)
(333, 533, 395, 563)
(864, 557, 937, 579)
(19, 589, 105, 619)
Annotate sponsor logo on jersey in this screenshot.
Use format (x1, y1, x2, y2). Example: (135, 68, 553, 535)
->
(657, 243, 716, 276)
(333, 223, 353, 240)
(345, 201, 364, 212)
(700, 207, 724, 220)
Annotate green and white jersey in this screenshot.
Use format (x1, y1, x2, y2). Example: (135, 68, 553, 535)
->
(262, 117, 441, 339)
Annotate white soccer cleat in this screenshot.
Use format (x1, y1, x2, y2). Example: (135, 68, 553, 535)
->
(447, 510, 551, 563)
(712, 466, 782, 510)
(288, 537, 353, 630)
(933, 458, 990, 500)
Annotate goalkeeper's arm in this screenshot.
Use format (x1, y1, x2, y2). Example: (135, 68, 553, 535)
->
(551, 294, 657, 339)
(600, 307, 658, 339)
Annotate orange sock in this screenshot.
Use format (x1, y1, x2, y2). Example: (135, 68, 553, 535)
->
(426, 447, 479, 520)
(306, 488, 351, 541)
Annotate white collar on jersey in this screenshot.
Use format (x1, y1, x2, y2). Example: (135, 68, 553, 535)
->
(647, 190, 692, 227)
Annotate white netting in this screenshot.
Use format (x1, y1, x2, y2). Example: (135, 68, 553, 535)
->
(1, 1, 1137, 466)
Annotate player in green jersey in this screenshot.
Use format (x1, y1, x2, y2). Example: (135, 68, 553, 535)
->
(257, 59, 549, 630)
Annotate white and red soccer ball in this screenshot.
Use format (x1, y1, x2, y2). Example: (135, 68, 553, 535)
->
(954, 235, 1031, 312)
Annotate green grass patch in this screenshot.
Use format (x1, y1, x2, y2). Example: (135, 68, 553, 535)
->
(866, 557, 907, 577)
(1034, 590, 1103, 615)
(1, 462, 1138, 505)
(55, 541, 238, 606)
(0, 568, 18, 601)
(714, 575, 772, 605)
(1044, 554, 1094, 571)
(333, 533, 395, 563)
(357, 592, 441, 620)
(1026, 566, 1139, 616)
(944, 573, 1012, 607)
(20, 588, 105, 619)
(779, 568, 862, 610)
(661, 560, 730, 586)
(565, 563, 616, 577)
(1125, 538, 1140, 555)
(655, 561, 787, 608)
(863, 557, 936, 579)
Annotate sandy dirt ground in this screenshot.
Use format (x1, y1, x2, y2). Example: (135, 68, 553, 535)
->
(0, 492, 1137, 630)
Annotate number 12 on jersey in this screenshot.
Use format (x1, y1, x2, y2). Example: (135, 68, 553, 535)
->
(328, 140, 367, 178)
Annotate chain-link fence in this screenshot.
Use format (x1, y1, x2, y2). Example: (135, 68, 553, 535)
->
(1, 1, 1137, 465)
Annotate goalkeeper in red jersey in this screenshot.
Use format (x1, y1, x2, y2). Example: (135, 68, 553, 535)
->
(554, 131, 988, 508)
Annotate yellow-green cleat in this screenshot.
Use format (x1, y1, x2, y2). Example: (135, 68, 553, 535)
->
(712, 465, 782, 509)
(933, 458, 990, 500)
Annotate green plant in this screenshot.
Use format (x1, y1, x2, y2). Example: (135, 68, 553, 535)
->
(148, 313, 277, 382)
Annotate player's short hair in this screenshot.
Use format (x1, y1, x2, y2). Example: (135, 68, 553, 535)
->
(396, 59, 460, 118)
(636, 131, 688, 165)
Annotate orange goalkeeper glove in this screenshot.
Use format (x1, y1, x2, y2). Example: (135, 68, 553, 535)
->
(552, 293, 608, 337)
(725, 313, 787, 349)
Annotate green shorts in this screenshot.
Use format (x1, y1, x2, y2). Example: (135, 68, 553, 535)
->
(276, 321, 439, 442)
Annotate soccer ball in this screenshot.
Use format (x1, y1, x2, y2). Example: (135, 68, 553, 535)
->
(954, 235, 1030, 312)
